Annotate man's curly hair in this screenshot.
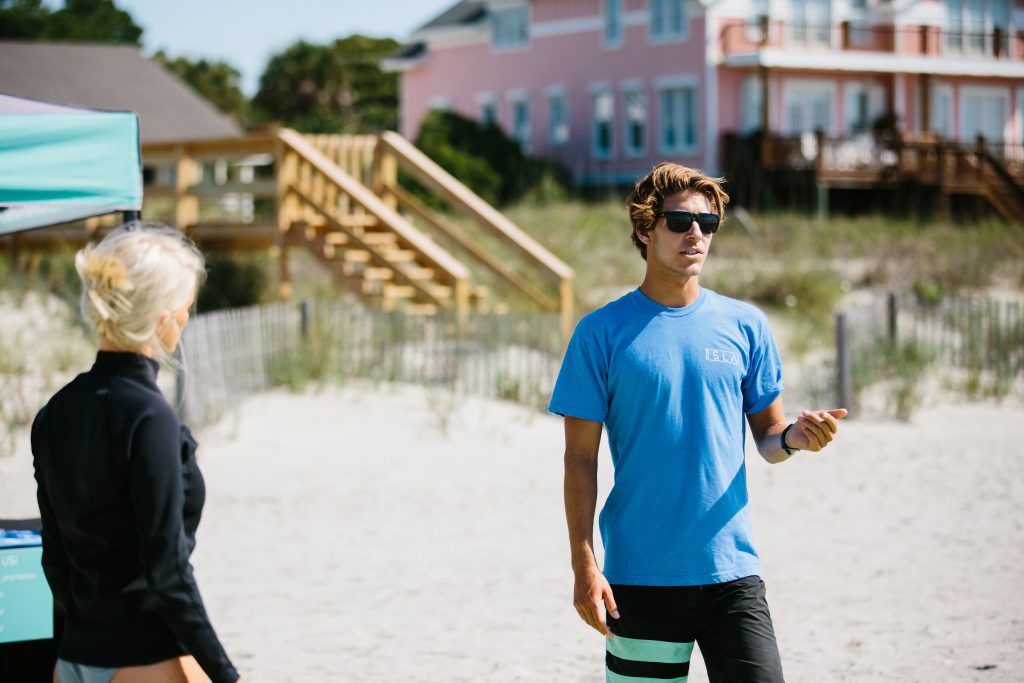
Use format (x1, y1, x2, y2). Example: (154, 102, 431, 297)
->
(627, 163, 730, 260)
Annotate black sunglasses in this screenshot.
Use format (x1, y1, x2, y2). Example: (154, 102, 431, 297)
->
(655, 211, 721, 234)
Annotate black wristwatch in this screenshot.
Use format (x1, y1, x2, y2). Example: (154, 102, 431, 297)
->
(780, 423, 799, 456)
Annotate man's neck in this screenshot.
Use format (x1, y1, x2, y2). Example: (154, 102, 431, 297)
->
(639, 273, 701, 308)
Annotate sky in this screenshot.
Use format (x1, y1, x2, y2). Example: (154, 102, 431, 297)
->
(111, 0, 454, 95)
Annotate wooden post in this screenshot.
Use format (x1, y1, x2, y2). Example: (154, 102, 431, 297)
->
(299, 299, 312, 339)
(372, 139, 399, 211)
(841, 20, 851, 50)
(836, 312, 854, 415)
(559, 277, 575, 349)
(920, 74, 931, 134)
(175, 145, 200, 230)
(936, 142, 950, 223)
(887, 291, 898, 344)
(276, 139, 299, 234)
(994, 27, 1004, 58)
(453, 277, 470, 331)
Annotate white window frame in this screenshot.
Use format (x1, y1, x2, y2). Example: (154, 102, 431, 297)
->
(475, 92, 498, 126)
(590, 83, 615, 160)
(649, 0, 688, 44)
(740, 74, 764, 135)
(655, 75, 700, 155)
(604, 0, 624, 48)
(787, 0, 832, 48)
(490, 4, 530, 51)
(546, 86, 570, 147)
(945, 0, 1010, 56)
(781, 79, 838, 136)
(621, 81, 647, 158)
(958, 84, 1010, 144)
(428, 96, 452, 111)
(507, 90, 532, 152)
(931, 82, 954, 139)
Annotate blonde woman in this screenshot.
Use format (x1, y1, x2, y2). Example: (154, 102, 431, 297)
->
(31, 224, 241, 683)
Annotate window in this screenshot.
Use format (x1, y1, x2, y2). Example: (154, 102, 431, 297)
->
(746, 0, 769, 42)
(789, 0, 831, 47)
(481, 101, 498, 126)
(844, 83, 884, 134)
(959, 87, 1008, 144)
(658, 86, 697, 153)
(782, 82, 834, 135)
(491, 6, 529, 49)
(623, 88, 647, 156)
(510, 95, 531, 151)
(650, 0, 687, 42)
(592, 89, 615, 159)
(931, 84, 953, 138)
(548, 90, 569, 146)
(605, 0, 624, 47)
(740, 75, 764, 134)
(945, 0, 1010, 55)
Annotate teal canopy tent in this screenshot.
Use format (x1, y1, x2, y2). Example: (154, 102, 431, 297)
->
(0, 92, 142, 235)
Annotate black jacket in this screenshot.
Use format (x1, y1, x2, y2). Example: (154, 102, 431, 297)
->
(31, 351, 238, 683)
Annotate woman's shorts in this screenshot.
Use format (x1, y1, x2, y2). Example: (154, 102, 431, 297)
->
(55, 658, 118, 683)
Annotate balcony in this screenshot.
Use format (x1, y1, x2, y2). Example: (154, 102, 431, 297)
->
(721, 18, 1024, 63)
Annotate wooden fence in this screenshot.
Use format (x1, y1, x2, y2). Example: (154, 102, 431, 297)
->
(176, 301, 565, 429)
(836, 291, 1024, 410)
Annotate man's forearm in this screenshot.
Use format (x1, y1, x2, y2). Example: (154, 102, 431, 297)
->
(757, 421, 792, 464)
(564, 453, 600, 573)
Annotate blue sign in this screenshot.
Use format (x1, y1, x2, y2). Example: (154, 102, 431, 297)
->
(0, 541, 54, 644)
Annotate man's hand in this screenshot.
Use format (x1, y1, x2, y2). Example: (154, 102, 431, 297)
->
(573, 567, 619, 638)
(786, 408, 848, 451)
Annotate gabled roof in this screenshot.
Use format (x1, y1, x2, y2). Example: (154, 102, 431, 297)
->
(0, 41, 242, 144)
(416, 1, 487, 33)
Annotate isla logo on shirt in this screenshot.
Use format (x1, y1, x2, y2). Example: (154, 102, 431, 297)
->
(705, 348, 740, 366)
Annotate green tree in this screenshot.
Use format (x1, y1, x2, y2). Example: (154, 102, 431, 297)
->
(252, 35, 399, 134)
(0, 0, 142, 44)
(153, 51, 248, 124)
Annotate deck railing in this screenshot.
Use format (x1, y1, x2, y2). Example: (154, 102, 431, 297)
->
(721, 19, 1023, 60)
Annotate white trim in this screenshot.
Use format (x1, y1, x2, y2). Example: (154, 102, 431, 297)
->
(654, 73, 700, 89)
(545, 84, 568, 97)
(505, 88, 529, 102)
(489, 4, 531, 53)
(532, 16, 602, 38)
(587, 81, 613, 94)
(619, 78, 645, 91)
(724, 49, 1024, 78)
(508, 91, 532, 152)
(474, 91, 498, 105)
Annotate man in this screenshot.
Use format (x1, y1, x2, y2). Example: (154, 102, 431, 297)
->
(549, 163, 846, 683)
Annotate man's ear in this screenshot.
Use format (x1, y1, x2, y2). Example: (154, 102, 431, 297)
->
(636, 228, 649, 244)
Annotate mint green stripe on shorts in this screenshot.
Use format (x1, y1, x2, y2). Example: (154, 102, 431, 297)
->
(606, 635, 694, 682)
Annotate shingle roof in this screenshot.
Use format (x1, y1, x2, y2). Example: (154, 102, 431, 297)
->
(416, 1, 487, 33)
(0, 41, 242, 143)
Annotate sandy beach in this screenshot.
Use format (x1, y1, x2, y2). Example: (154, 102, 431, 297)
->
(2, 383, 1022, 682)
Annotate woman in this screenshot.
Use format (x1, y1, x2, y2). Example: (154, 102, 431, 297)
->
(31, 224, 241, 683)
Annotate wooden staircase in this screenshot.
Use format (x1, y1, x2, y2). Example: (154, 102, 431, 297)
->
(4, 128, 575, 338)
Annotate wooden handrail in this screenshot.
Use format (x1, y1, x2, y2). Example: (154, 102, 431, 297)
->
(377, 132, 574, 284)
(388, 184, 557, 311)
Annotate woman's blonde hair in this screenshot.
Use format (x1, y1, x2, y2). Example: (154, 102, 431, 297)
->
(626, 163, 730, 260)
(75, 222, 205, 362)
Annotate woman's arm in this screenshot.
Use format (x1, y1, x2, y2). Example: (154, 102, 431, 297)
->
(128, 406, 239, 683)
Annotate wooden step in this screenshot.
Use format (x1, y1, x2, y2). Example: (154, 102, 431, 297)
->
(470, 285, 490, 301)
(335, 213, 379, 229)
(383, 284, 417, 299)
(341, 261, 365, 277)
(322, 244, 336, 259)
(361, 279, 384, 296)
(379, 249, 415, 263)
(427, 284, 453, 299)
(324, 232, 349, 246)
(361, 231, 399, 246)
(403, 266, 434, 281)
(342, 250, 371, 263)
(363, 267, 394, 281)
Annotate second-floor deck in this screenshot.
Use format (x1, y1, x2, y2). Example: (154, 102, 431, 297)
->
(721, 19, 1024, 71)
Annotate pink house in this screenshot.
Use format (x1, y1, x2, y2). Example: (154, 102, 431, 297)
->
(385, 0, 1024, 192)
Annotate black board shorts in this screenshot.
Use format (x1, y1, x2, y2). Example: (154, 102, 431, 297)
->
(606, 575, 785, 683)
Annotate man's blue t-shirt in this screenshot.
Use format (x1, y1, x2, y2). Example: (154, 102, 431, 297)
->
(549, 287, 784, 586)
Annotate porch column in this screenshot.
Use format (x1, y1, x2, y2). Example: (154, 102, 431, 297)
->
(920, 74, 931, 135)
